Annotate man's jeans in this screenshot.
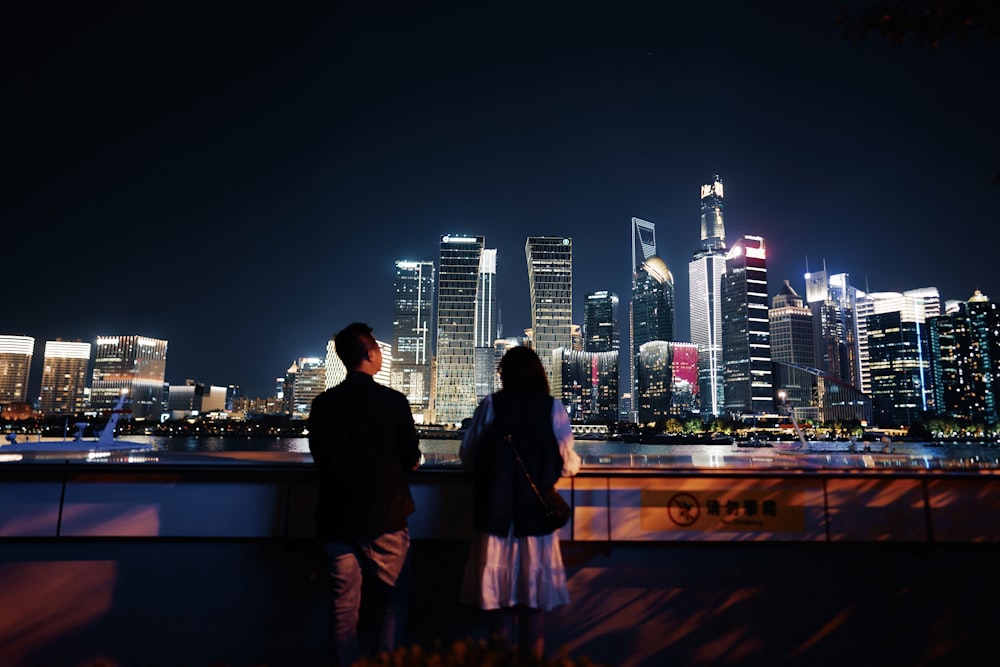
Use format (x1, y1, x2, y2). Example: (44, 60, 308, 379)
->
(326, 528, 411, 667)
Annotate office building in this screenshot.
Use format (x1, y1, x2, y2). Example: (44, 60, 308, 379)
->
(392, 259, 435, 414)
(39, 339, 92, 414)
(721, 235, 772, 416)
(689, 176, 727, 416)
(929, 290, 1000, 425)
(805, 269, 863, 391)
(769, 281, 816, 420)
(526, 236, 573, 392)
(91, 335, 168, 419)
(631, 256, 677, 422)
(553, 348, 619, 423)
(864, 288, 939, 427)
(630, 217, 657, 406)
(0, 335, 35, 405)
(584, 291, 620, 354)
(635, 341, 699, 423)
(475, 249, 499, 404)
(435, 234, 484, 424)
(289, 357, 325, 418)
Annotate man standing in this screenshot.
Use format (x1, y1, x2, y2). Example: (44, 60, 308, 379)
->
(308, 322, 422, 667)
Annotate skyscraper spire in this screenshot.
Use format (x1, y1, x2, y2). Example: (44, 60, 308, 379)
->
(699, 175, 726, 251)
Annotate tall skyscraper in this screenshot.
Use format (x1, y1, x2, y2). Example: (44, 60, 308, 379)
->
(39, 339, 92, 414)
(769, 280, 816, 419)
(805, 269, 863, 391)
(0, 335, 35, 405)
(930, 290, 1000, 425)
(526, 236, 573, 392)
(474, 249, 499, 404)
(290, 356, 326, 418)
(435, 234, 485, 424)
(584, 291, 619, 353)
(721, 235, 772, 416)
(863, 288, 939, 427)
(689, 175, 727, 416)
(631, 255, 676, 422)
(392, 259, 435, 415)
(91, 335, 168, 419)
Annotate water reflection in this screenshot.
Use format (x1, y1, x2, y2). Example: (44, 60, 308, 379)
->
(8, 435, 995, 470)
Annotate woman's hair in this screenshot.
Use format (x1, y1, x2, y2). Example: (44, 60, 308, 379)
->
(498, 346, 550, 394)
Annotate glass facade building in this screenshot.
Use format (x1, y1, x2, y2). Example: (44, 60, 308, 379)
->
(689, 175, 728, 417)
(91, 335, 168, 419)
(391, 259, 435, 414)
(553, 348, 619, 423)
(435, 235, 484, 424)
(768, 281, 816, 420)
(526, 237, 573, 392)
(584, 291, 619, 354)
(721, 235, 772, 416)
(635, 341, 699, 423)
(631, 256, 676, 422)
(39, 339, 92, 414)
(0, 335, 35, 405)
(929, 290, 1000, 425)
(474, 249, 499, 404)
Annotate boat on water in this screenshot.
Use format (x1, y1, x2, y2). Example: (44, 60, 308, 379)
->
(2, 392, 155, 454)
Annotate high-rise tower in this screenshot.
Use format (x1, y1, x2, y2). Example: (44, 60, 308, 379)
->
(631, 256, 676, 422)
(584, 291, 620, 353)
(768, 281, 816, 419)
(91, 335, 168, 419)
(721, 235, 772, 416)
(689, 176, 728, 416)
(526, 237, 573, 391)
(392, 259, 435, 415)
(39, 339, 92, 414)
(435, 234, 484, 424)
(0, 335, 35, 405)
(475, 249, 499, 402)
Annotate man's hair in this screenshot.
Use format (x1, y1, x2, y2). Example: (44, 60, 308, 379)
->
(334, 322, 376, 370)
(498, 345, 549, 394)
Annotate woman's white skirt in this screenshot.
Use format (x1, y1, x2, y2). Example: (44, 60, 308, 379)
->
(460, 526, 570, 611)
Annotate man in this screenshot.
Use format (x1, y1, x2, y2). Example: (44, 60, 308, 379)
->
(308, 322, 422, 667)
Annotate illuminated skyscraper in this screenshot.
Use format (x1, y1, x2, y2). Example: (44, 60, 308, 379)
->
(526, 236, 573, 392)
(689, 176, 727, 416)
(91, 335, 167, 419)
(475, 249, 499, 404)
(290, 356, 326, 418)
(435, 234, 484, 424)
(39, 339, 91, 414)
(768, 281, 816, 419)
(584, 291, 619, 354)
(631, 256, 676, 422)
(392, 259, 435, 415)
(805, 269, 863, 390)
(863, 288, 939, 427)
(635, 341, 699, 422)
(0, 335, 35, 404)
(721, 235, 772, 416)
(930, 290, 1000, 425)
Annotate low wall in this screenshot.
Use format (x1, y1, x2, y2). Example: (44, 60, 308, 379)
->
(1, 459, 997, 666)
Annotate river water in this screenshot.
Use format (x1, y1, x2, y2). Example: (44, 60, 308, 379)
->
(123, 435, 1000, 470)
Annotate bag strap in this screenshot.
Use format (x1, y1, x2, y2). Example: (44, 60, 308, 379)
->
(504, 431, 550, 512)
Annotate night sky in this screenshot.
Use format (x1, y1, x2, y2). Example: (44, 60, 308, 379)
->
(7, 1, 999, 400)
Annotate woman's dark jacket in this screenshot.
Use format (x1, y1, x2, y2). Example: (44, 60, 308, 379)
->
(307, 371, 421, 540)
(471, 390, 564, 537)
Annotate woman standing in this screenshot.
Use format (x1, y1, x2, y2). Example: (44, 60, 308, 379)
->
(459, 346, 582, 661)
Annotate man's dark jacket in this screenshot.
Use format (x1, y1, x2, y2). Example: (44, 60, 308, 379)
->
(307, 371, 421, 540)
(472, 390, 563, 537)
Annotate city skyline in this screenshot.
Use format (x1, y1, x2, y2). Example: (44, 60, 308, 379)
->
(8, 2, 998, 399)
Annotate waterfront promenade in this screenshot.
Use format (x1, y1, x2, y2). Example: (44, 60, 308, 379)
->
(1, 450, 998, 666)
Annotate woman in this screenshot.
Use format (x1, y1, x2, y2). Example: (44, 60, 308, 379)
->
(459, 346, 582, 661)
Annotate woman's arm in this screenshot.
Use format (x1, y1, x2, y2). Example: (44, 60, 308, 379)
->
(459, 394, 494, 470)
(551, 399, 581, 476)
